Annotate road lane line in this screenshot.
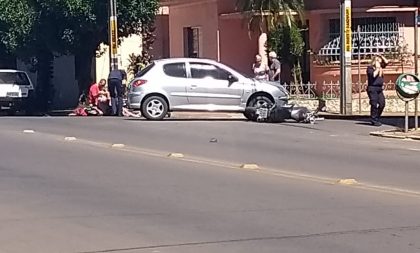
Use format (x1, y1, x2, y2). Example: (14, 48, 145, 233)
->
(10, 129, 420, 199)
(408, 148, 420, 152)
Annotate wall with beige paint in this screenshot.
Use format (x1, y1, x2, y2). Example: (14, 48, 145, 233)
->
(95, 34, 142, 82)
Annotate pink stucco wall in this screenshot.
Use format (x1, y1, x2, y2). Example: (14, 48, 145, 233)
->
(217, 0, 237, 14)
(168, 1, 219, 59)
(151, 15, 170, 59)
(219, 18, 259, 75)
(161, 0, 420, 85)
(305, 0, 416, 10)
(309, 9, 420, 84)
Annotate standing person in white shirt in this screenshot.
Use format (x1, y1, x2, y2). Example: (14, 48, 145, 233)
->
(252, 54, 269, 81)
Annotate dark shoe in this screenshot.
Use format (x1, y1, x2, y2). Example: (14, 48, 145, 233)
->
(371, 121, 382, 127)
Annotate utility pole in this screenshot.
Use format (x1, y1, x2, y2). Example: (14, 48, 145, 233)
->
(340, 0, 353, 115)
(109, 0, 119, 71)
(414, 8, 419, 130)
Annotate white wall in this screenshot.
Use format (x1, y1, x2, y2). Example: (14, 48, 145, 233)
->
(17, 55, 79, 110)
(95, 34, 142, 82)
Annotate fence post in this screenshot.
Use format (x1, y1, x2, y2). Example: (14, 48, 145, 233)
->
(357, 25, 362, 114)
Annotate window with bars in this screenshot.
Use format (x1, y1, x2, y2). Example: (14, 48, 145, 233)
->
(329, 17, 397, 40)
(316, 16, 406, 62)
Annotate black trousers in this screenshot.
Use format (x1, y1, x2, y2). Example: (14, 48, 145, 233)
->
(367, 86, 385, 123)
(108, 78, 123, 116)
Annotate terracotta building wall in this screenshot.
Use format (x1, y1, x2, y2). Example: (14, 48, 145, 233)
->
(168, 0, 219, 59)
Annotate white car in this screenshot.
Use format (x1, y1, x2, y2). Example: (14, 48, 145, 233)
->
(0, 70, 34, 115)
(127, 58, 289, 120)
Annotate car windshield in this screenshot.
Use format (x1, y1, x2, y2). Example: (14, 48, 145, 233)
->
(0, 72, 30, 85)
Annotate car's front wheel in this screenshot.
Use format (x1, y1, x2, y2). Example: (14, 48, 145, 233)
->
(141, 96, 168, 120)
(248, 95, 273, 109)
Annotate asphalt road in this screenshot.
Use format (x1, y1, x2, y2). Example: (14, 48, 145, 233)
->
(0, 116, 420, 253)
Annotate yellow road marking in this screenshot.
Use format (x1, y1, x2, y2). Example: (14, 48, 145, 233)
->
(15, 129, 420, 199)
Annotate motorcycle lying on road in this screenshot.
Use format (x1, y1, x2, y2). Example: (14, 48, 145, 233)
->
(244, 104, 326, 124)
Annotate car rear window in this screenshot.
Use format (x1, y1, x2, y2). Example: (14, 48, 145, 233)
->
(136, 63, 155, 78)
(163, 63, 187, 78)
(0, 72, 30, 86)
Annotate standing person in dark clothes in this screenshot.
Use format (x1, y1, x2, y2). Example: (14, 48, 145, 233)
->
(268, 51, 281, 82)
(366, 55, 389, 126)
(108, 69, 127, 116)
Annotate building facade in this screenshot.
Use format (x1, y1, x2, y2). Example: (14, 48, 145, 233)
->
(159, 0, 420, 85)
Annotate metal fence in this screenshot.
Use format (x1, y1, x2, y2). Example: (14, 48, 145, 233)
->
(284, 81, 397, 100)
(316, 22, 406, 63)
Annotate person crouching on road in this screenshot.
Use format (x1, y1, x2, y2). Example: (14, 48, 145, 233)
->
(366, 55, 389, 127)
(88, 79, 108, 116)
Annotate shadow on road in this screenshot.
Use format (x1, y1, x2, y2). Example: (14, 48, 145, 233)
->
(355, 117, 414, 130)
(124, 118, 246, 122)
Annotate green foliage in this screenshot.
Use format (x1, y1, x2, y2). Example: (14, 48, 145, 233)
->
(235, 0, 304, 31)
(0, 0, 159, 60)
(0, 0, 160, 111)
(268, 23, 304, 64)
(267, 23, 305, 83)
(0, 0, 35, 52)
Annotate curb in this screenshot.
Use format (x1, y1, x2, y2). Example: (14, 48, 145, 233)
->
(370, 130, 420, 141)
(320, 113, 409, 120)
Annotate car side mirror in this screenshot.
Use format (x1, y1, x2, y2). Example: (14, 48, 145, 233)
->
(228, 75, 238, 84)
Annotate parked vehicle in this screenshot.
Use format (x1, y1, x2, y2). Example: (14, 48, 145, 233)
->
(127, 58, 289, 120)
(0, 70, 34, 115)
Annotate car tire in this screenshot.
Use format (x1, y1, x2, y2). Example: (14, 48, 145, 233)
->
(7, 110, 16, 116)
(141, 96, 168, 120)
(243, 107, 258, 121)
(249, 95, 273, 109)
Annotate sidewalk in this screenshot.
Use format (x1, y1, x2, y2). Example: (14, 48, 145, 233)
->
(43, 110, 419, 124)
(320, 112, 416, 119)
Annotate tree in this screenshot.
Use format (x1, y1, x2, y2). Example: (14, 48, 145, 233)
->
(235, 0, 304, 32)
(236, 0, 305, 82)
(33, 0, 160, 93)
(267, 23, 305, 83)
(0, 0, 160, 110)
(0, 0, 35, 68)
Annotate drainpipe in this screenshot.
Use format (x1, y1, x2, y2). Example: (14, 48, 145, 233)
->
(217, 29, 221, 62)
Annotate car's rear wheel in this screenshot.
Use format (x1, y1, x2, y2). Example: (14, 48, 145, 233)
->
(141, 96, 168, 120)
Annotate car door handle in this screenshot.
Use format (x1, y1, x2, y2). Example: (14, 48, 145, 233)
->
(191, 84, 198, 89)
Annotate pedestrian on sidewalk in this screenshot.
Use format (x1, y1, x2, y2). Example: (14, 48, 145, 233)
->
(108, 69, 127, 116)
(367, 54, 389, 126)
(252, 54, 269, 80)
(268, 51, 281, 82)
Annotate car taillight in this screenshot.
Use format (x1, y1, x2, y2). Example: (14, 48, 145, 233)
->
(132, 79, 147, 87)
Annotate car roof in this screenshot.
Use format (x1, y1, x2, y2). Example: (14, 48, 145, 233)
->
(154, 58, 218, 65)
(0, 69, 27, 73)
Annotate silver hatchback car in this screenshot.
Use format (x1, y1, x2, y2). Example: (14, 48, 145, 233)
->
(127, 58, 288, 120)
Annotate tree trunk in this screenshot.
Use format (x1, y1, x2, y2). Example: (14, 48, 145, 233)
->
(75, 35, 100, 95)
(35, 49, 54, 112)
(75, 50, 95, 96)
